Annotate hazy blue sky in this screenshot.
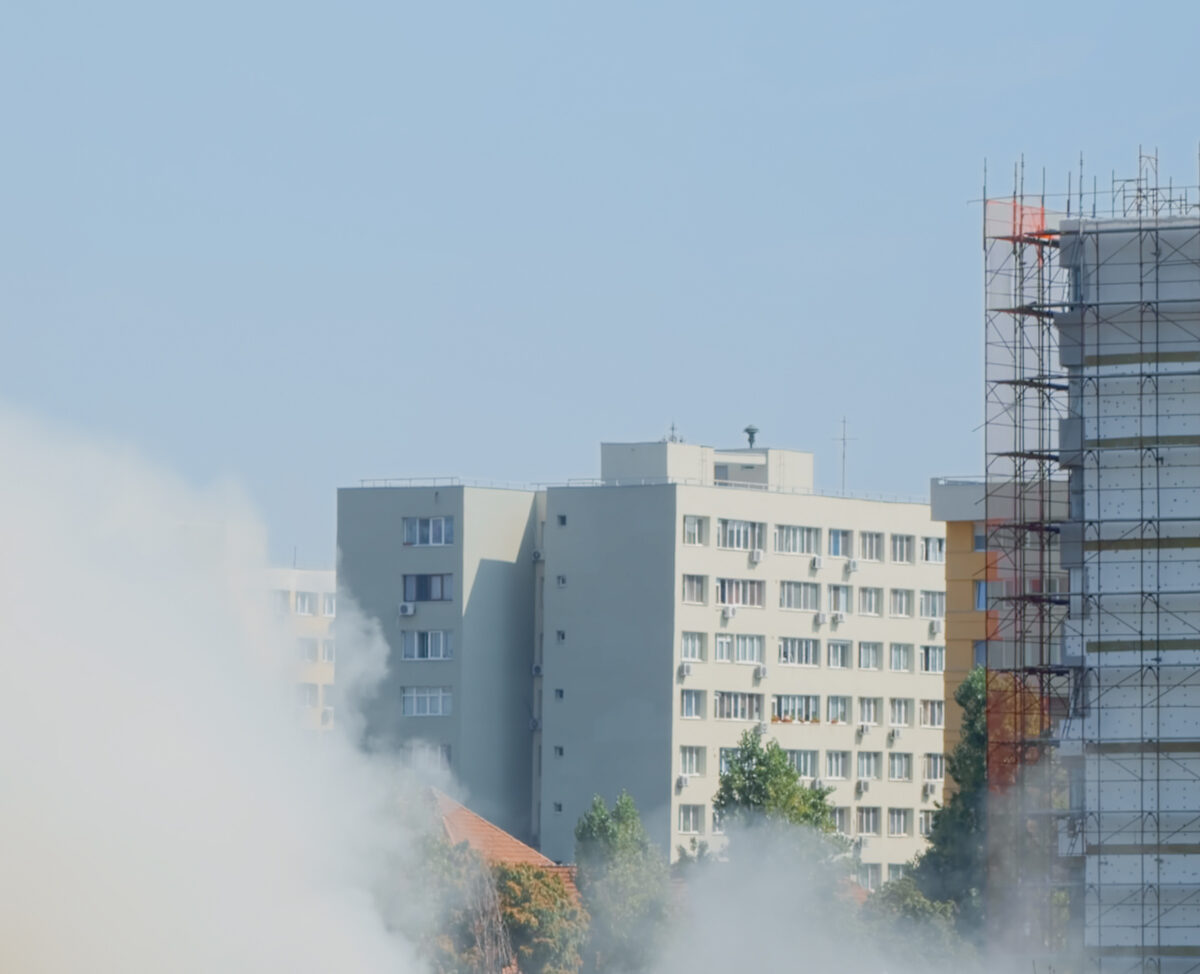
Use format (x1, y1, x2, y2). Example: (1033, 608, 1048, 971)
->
(4, 1, 1200, 566)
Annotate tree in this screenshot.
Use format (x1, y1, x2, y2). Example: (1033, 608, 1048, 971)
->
(573, 792, 671, 974)
(493, 864, 589, 974)
(912, 665, 987, 938)
(712, 728, 838, 833)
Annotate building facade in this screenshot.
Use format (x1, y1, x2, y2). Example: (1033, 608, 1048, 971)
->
(269, 567, 337, 731)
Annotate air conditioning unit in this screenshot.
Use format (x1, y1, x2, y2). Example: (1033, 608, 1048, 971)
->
(721, 605, 737, 621)
(810, 555, 823, 570)
(529, 717, 542, 732)
(676, 775, 689, 790)
(750, 548, 764, 564)
(678, 662, 693, 679)
(847, 559, 860, 573)
(922, 782, 936, 798)
(531, 663, 544, 677)
(889, 728, 902, 742)
(812, 779, 823, 790)
(753, 664, 767, 680)
(832, 611, 846, 624)
(930, 619, 944, 635)
(757, 721, 770, 735)
(814, 611, 828, 625)
(856, 779, 870, 794)
(532, 549, 544, 562)
(857, 723, 870, 736)
(398, 602, 416, 617)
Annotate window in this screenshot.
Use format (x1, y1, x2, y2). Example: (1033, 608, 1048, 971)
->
(973, 522, 987, 551)
(774, 694, 820, 722)
(859, 697, 881, 724)
(973, 640, 987, 667)
(681, 632, 705, 661)
(322, 639, 336, 663)
(557, 514, 567, 526)
(716, 578, 765, 607)
(717, 519, 766, 551)
(859, 532, 884, 561)
(828, 585, 852, 613)
(680, 746, 705, 776)
(891, 534, 915, 563)
(890, 698, 912, 726)
(889, 753, 913, 781)
(775, 525, 821, 555)
(858, 642, 882, 670)
(401, 630, 454, 660)
(683, 515, 706, 546)
(925, 753, 946, 780)
(974, 580, 988, 611)
(857, 807, 881, 836)
(298, 637, 319, 661)
(322, 593, 336, 617)
(858, 587, 882, 616)
(780, 581, 821, 610)
(920, 645, 945, 673)
(827, 641, 851, 669)
(715, 634, 732, 662)
(403, 516, 455, 546)
(890, 643, 913, 672)
(919, 590, 946, 618)
(719, 748, 737, 774)
(919, 811, 935, 836)
(826, 751, 850, 779)
(858, 863, 882, 892)
(890, 589, 914, 617)
(832, 807, 850, 834)
(780, 637, 819, 666)
(403, 574, 454, 602)
(786, 749, 819, 777)
(682, 575, 706, 604)
(921, 701, 946, 728)
(273, 589, 291, 614)
(829, 529, 853, 557)
(679, 804, 705, 834)
(920, 536, 945, 563)
(295, 592, 316, 615)
(712, 810, 724, 834)
(297, 682, 319, 707)
(888, 864, 907, 882)
(827, 695, 849, 723)
(735, 634, 764, 664)
(888, 808, 912, 837)
(857, 752, 881, 779)
(714, 692, 763, 721)
(401, 686, 453, 716)
(681, 690, 705, 718)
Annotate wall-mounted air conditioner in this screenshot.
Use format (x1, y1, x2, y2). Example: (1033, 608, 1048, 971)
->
(811, 555, 823, 570)
(678, 662, 693, 679)
(531, 663, 544, 677)
(676, 775, 689, 790)
(721, 605, 737, 621)
(398, 602, 416, 617)
(529, 717, 542, 732)
(847, 559, 860, 573)
(857, 723, 870, 736)
(755, 664, 768, 679)
(832, 611, 846, 624)
(750, 548, 764, 564)
(532, 549, 544, 562)
(930, 619, 944, 635)
(814, 612, 828, 625)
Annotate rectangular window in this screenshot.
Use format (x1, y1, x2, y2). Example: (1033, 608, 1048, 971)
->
(858, 642, 882, 670)
(973, 640, 987, 667)
(890, 589, 914, 617)
(827, 695, 849, 723)
(403, 574, 454, 602)
(890, 698, 912, 726)
(403, 516, 455, 546)
(401, 630, 454, 660)
(888, 808, 912, 837)
(735, 634, 765, 664)
(891, 534, 915, 563)
(889, 753, 913, 781)
(715, 634, 732, 662)
(826, 750, 849, 779)
(680, 746, 705, 777)
(973, 522, 987, 552)
(775, 525, 821, 555)
(298, 637, 319, 661)
(827, 641, 851, 669)
(712, 810, 724, 834)
(401, 686, 453, 716)
(678, 804, 705, 834)
(719, 748, 737, 774)
(919, 590, 946, 618)
(322, 593, 337, 617)
(859, 697, 881, 725)
(858, 587, 882, 616)
(716, 578, 765, 607)
(832, 807, 850, 834)
(856, 807, 881, 836)
(780, 581, 821, 610)
(717, 519, 766, 551)
(295, 592, 316, 616)
(297, 682, 319, 707)
(828, 529, 853, 557)
(773, 694, 821, 722)
(680, 690, 705, 718)
(828, 585, 852, 612)
(920, 645, 945, 673)
(683, 515, 706, 546)
(919, 810, 935, 837)
(889, 864, 907, 882)
(890, 644, 913, 672)
(857, 752, 881, 779)
(859, 863, 882, 892)
(779, 637, 820, 666)
(859, 532, 884, 561)
(682, 575, 707, 604)
(786, 749, 819, 777)
(921, 701, 946, 729)
(714, 692, 764, 721)
(920, 536, 945, 563)
(925, 753, 946, 780)
(321, 639, 336, 663)
(681, 632, 706, 661)
(974, 580, 988, 611)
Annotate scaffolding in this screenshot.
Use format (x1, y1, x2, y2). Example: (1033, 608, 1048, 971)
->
(984, 155, 1200, 974)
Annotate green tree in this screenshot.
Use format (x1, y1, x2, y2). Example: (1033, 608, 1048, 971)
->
(712, 728, 838, 833)
(573, 792, 671, 974)
(493, 864, 589, 974)
(912, 665, 987, 938)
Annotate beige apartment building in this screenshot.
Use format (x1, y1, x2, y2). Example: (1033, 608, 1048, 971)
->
(269, 567, 337, 730)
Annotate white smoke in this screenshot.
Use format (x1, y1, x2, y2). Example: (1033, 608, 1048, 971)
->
(0, 406, 435, 973)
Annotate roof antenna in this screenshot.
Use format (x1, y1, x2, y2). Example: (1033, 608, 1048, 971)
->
(836, 417, 856, 494)
(743, 425, 758, 448)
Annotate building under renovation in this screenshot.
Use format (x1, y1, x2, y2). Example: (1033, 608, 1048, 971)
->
(984, 158, 1200, 974)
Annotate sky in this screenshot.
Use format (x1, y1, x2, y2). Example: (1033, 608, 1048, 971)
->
(4, 0, 1200, 566)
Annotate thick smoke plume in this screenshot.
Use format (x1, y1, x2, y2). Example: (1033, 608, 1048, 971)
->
(0, 406, 434, 973)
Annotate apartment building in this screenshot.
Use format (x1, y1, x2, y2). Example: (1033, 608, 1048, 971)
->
(269, 567, 337, 730)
